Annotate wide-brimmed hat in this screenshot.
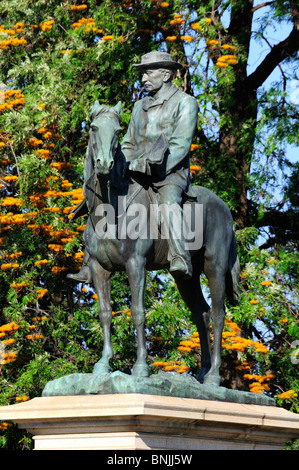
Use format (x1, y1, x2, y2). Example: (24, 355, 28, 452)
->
(133, 51, 182, 70)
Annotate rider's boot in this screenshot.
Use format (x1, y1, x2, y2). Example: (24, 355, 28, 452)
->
(67, 250, 93, 284)
(169, 255, 192, 279)
(165, 209, 193, 279)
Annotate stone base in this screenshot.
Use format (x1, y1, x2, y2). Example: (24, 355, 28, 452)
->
(1, 394, 299, 450)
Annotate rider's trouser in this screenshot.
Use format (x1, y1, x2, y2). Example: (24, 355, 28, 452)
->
(158, 184, 192, 276)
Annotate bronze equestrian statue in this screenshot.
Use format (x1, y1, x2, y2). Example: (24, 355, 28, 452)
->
(67, 52, 240, 387)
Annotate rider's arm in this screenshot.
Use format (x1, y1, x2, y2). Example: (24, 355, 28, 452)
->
(165, 95, 198, 174)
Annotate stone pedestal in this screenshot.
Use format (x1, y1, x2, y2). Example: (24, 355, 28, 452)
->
(1, 394, 299, 450)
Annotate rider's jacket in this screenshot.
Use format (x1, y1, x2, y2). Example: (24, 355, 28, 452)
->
(121, 84, 198, 191)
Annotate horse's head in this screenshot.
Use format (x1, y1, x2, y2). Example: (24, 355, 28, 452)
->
(89, 101, 122, 176)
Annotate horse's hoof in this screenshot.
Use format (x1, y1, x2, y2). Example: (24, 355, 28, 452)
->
(93, 360, 110, 376)
(132, 363, 149, 377)
(197, 368, 210, 384)
(203, 373, 221, 387)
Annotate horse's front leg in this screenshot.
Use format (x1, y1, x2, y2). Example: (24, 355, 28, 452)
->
(126, 256, 149, 377)
(90, 256, 113, 375)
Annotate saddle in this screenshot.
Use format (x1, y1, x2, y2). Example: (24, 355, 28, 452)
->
(70, 165, 199, 234)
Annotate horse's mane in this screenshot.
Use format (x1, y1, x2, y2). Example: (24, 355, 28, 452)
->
(88, 100, 127, 188)
(91, 101, 121, 124)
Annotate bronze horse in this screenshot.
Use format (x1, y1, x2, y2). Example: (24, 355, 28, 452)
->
(81, 102, 240, 387)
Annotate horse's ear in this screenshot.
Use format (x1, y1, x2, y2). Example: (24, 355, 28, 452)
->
(91, 100, 101, 120)
(92, 100, 100, 111)
(114, 101, 122, 116)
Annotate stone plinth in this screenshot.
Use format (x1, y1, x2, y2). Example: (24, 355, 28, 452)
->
(1, 394, 299, 450)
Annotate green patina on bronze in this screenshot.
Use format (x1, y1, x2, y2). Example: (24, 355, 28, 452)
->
(42, 370, 275, 406)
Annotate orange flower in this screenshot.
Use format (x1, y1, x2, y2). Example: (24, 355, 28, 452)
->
(181, 35, 194, 42)
(0, 423, 12, 430)
(16, 396, 29, 402)
(278, 390, 298, 399)
(2, 175, 18, 182)
(28, 137, 43, 147)
(36, 288, 48, 299)
(51, 266, 67, 274)
(10, 281, 29, 289)
(221, 44, 237, 50)
(1, 263, 19, 270)
(2, 197, 22, 206)
(190, 165, 200, 174)
(48, 244, 64, 252)
(166, 36, 177, 42)
(216, 55, 238, 67)
(43, 131, 52, 139)
(170, 18, 185, 25)
(8, 252, 22, 259)
(178, 346, 191, 352)
(0, 321, 19, 333)
(190, 144, 200, 151)
(2, 338, 15, 345)
(35, 259, 48, 266)
(40, 20, 54, 32)
(206, 39, 219, 46)
(69, 4, 88, 10)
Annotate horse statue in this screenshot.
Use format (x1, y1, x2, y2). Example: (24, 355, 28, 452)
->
(78, 101, 240, 387)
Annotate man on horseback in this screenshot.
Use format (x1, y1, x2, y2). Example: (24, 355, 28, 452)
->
(122, 51, 199, 278)
(68, 51, 198, 282)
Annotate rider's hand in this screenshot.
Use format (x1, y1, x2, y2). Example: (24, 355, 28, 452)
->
(128, 158, 151, 175)
(129, 159, 140, 172)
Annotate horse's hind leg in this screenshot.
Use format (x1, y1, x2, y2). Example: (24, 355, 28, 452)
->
(203, 263, 226, 386)
(175, 268, 211, 383)
(90, 257, 113, 375)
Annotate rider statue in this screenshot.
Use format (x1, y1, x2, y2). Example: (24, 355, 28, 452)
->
(67, 51, 199, 282)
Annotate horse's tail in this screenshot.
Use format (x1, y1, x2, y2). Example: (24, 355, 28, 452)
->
(225, 231, 240, 306)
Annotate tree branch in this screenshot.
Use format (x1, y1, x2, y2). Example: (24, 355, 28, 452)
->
(0, 132, 21, 178)
(228, 0, 254, 53)
(256, 208, 299, 248)
(246, 27, 299, 90)
(251, 1, 274, 13)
